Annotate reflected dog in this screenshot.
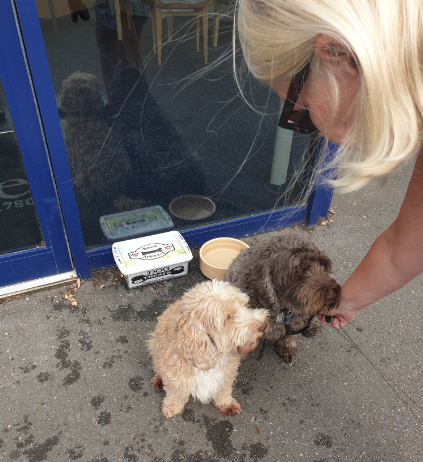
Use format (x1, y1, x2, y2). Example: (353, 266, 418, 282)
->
(224, 228, 340, 363)
(147, 280, 269, 419)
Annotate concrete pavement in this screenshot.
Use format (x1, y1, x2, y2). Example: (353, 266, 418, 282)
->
(0, 160, 422, 461)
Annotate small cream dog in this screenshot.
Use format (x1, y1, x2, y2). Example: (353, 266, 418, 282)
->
(147, 280, 269, 419)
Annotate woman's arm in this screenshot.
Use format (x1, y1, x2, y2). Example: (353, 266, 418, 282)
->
(317, 150, 423, 328)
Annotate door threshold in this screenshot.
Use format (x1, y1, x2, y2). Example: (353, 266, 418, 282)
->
(0, 271, 77, 299)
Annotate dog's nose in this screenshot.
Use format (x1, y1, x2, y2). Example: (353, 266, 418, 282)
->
(258, 322, 267, 333)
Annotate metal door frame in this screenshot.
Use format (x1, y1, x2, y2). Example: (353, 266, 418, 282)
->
(0, 0, 89, 291)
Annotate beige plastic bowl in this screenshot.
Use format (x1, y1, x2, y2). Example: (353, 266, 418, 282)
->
(169, 195, 216, 221)
(199, 237, 249, 281)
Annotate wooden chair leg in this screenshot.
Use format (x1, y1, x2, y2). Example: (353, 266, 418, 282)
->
(213, 3, 219, 47)
(125, 0, 132, 29)
(151, 6, 157, 54)
(155, 7, 163, 65)
(114, 0, 122, 40)
(195, 15, 200, 52)
(202, 6, 208, 64)
(167, 13, 173, 42)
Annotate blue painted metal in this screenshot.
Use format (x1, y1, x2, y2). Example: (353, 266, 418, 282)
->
(306, 139, 338, 226)
(14, 0, 90, 280)
(0, 0, 74, 286)
(86, 205, 307, 270)
(0, 249, 62, 287)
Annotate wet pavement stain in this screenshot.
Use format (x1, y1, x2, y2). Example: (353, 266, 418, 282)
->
(57, 327, 70, 339)
(90, 395, 105, 409)
(78, 330, 93, 351)
(123, 445, 139, 461)
(235, 379, 254, 395)
(66, 445, 84, 459)
(15, 415, 32, 434)
(165, 441, 220, 462)
(16, 434, 34, 449)
(19, 363, 37, 373)
(110, 302, 163, 323)
(314, 433, 333, 448)
(168, 448, 219, 462)
(22, 435, 60, 462)
(203, 416, 234, 459)
(102, 354, 123, 368)
(117, 335, 129, 344)
(248, 443, 268, 461)
(128, 376, 144, 392)
(97, 411, 112, 426)
(63, 361, 81, 386)
(55, 339, 71, 369)
(36, 372, 50, 383)
(110, 304, 138, 322)
(182, 408, 195, 422)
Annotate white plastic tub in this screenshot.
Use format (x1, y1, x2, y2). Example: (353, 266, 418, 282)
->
(112, 231, 192, 288)
(100, 206, 174, 240)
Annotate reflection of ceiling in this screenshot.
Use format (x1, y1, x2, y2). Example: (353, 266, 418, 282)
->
(36, 0, 94, 20)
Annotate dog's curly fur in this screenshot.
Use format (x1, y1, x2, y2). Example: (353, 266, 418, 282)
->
(224, 228, 340, 363)
(60, 72, 133, 204)
(60, 71, 145, 245)
(147, 280, 269, 419)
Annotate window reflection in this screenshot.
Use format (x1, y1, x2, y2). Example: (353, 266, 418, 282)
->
(0, 78, 43, 254)
(37, 0, 312, 248)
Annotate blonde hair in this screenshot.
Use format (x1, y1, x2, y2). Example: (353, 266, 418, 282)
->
(236, 0, 423, 192)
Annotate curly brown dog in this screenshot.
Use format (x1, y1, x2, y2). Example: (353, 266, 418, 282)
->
(147, 280, 269, 419)
(224, 228, 340, 363)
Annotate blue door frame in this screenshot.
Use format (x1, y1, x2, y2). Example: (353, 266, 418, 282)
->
(8, 0, 335, 282)
(0, 0, 79, 287)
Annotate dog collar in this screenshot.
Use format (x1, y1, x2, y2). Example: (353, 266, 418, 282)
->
(276, 307, 314, 336)
(284, 315, 315, 336)
(280, 307, 294, 324)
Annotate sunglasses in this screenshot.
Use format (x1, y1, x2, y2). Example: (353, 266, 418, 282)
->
(278, 62, 318, 134)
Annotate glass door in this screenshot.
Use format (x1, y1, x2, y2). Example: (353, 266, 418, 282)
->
(15, 0, 316, 268)
(0, 79, 43, 255)
(0, 0, 82, 290)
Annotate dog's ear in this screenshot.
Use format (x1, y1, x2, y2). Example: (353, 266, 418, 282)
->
(323, 284, 340, 310)
(319, 254, 333, 273)
(176, 310, 218, 371)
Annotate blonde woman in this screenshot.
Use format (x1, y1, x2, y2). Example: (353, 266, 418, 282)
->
(236, 0, 423, 328)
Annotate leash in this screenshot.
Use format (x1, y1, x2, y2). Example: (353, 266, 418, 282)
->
(325, 316, 423, 422)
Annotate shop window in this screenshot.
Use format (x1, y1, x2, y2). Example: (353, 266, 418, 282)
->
(0, 78, 43, 254)
(35, 0, 314, 248)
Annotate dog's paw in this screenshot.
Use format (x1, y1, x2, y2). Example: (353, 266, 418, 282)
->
(215, 400, 241, 416)
(152, 376, 164, 391)
(161, 400, 185, 419)
(162, 406, 179, 419)
(275, 342, 296, 363)
(301, 320, 319, 338)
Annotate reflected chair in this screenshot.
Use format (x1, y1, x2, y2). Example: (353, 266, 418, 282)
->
(211, 0, 233, 47)
(141, 0, 215, 65)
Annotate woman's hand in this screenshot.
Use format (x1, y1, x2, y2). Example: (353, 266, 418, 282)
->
(317, 305, 356, 328)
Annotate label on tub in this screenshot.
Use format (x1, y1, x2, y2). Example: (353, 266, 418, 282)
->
(100, 206, 174, 240)
(112, 231, 192, 288)
(128, 242, 175, 261)
(130, 264, 186, 285)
